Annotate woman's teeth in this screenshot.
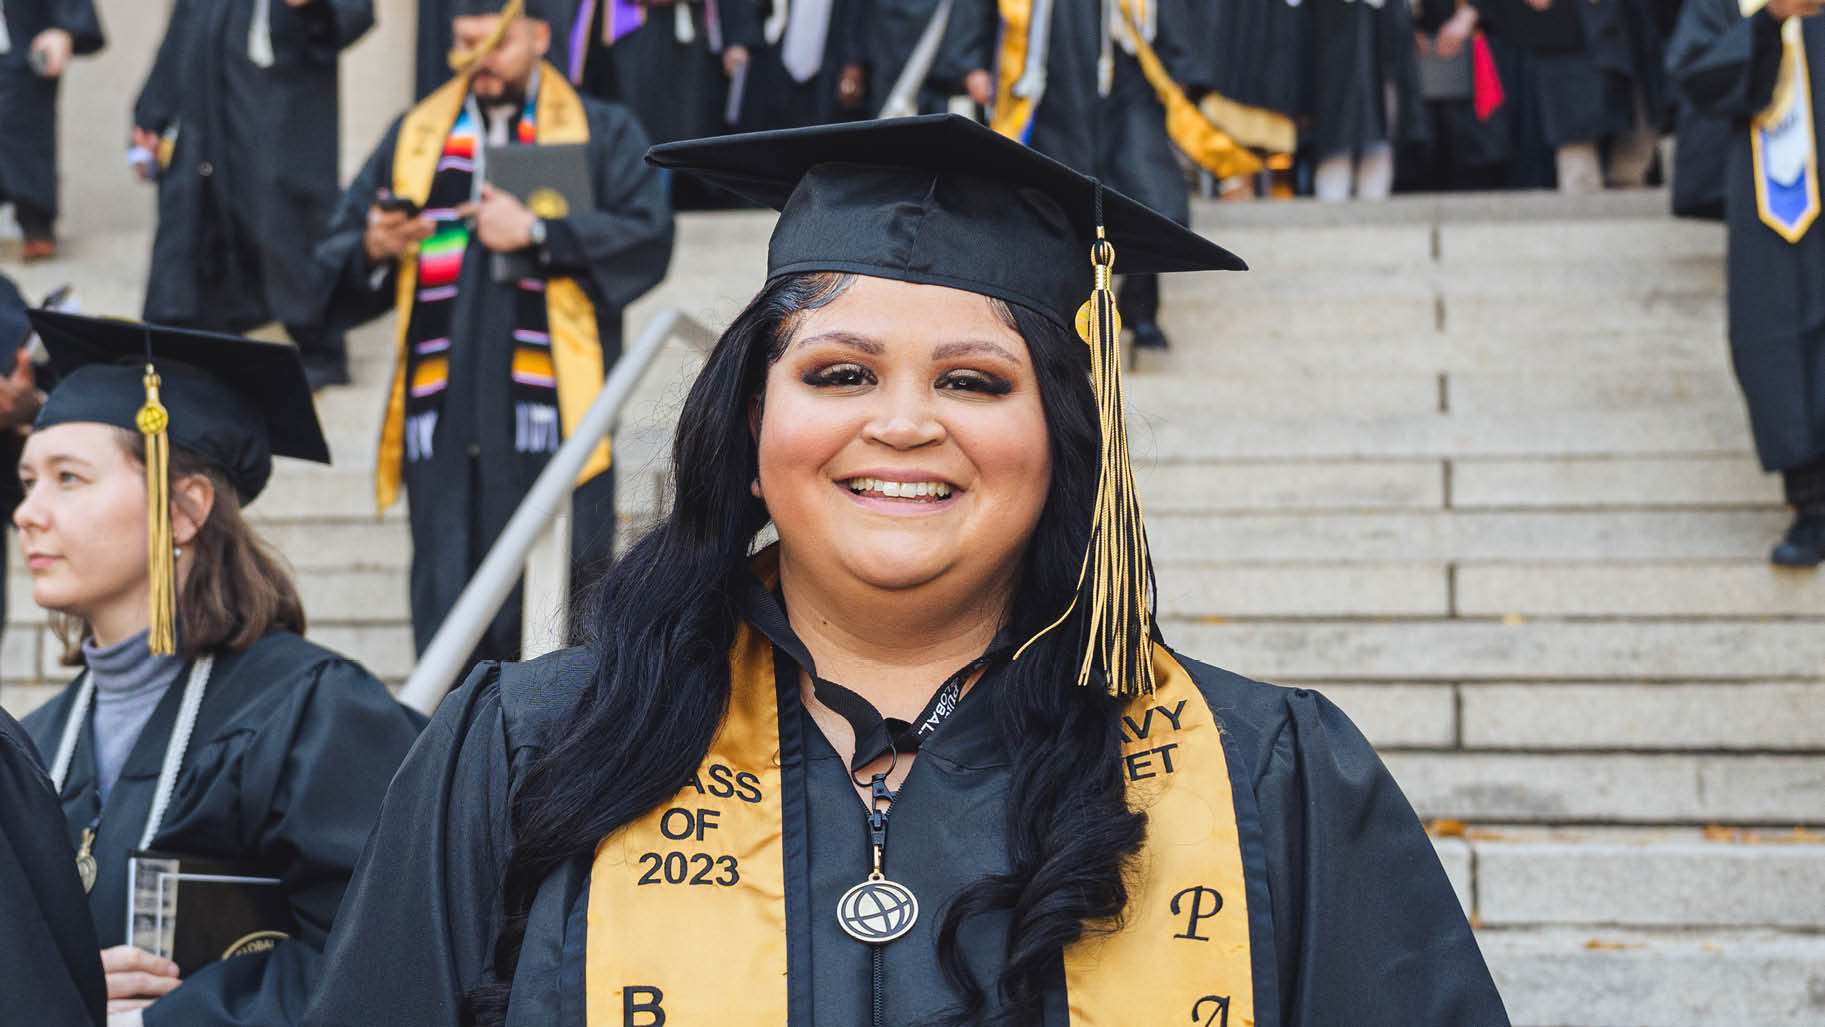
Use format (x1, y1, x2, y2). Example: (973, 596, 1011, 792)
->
(847, 477, 953, 500)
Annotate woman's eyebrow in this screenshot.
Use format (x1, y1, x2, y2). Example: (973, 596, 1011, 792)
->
(931, 339, 1022, 363)
(792, 331, 884, 355)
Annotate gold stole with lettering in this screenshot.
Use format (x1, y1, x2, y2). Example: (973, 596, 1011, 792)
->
(584, 620, 1257, 1025)
(1740, 0, 1821, 243)
(376, 63, 612, 512)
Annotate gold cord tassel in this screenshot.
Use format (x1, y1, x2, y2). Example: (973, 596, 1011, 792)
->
(1018, 228, 1157, 697)
(138, 367, 177, 656)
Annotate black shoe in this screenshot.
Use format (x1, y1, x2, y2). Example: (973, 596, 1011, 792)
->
(1131, 321, 1170, 350)
(304, 358, 352, 392)
(1771, 512, 1825, 567)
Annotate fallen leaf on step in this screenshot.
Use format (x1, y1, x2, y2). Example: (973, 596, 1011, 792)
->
(1583, 939, 1639, 951)
(1427, 818, 1467, 837)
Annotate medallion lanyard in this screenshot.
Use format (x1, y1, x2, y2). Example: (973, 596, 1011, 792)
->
(812, 655, 986, 1027)
(47, 656, 215, 893)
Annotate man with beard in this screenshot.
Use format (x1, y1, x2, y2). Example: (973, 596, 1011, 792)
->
(132, 0, 370, 389)
(316, 0, 674, 661)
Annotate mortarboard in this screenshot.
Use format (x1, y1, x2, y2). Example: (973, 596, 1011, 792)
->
(650, 115, 1248, 697)
(446, 0, 561, 72)
(27, 311, 331, 654)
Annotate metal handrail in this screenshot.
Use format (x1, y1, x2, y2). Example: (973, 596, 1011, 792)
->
(399, 307, 720, 716)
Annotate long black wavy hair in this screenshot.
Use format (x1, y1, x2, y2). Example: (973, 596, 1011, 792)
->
(465, 271, 1149, 1026)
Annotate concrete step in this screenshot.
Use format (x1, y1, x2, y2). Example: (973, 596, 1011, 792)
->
(1468, 827, 1825, 930)
(1439, 217, 1725, 262)
(1451, 455, 1781, 509)
(1460, 682, 1825, 751)
(1156, 562, 1448, 618)
(1135, 459, 1446, 513)
(1136, 329, 1733, 376)
(1146, 510, 1788, 562)
(1386, 752, 1825, 823)
(1457, 563, 1825, 617)
(1167, 620, 1825, 681)
(1481, 926, 1825, 1027)
(1130, 404, 1754, 460)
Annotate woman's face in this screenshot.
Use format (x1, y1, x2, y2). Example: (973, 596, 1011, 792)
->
(15, 423, 152, 623)
(756, 276, 1053, 601)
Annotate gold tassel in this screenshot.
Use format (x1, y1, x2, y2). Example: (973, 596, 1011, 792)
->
(138, 367, 177, 656)
(448, 0, 526, 72)
(1017, 224, 1157, 697)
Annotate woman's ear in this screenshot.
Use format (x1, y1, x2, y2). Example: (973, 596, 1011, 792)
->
(170, 474, 216, 548)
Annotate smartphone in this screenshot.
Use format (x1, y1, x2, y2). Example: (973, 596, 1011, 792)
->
(375, 191, 422, 218)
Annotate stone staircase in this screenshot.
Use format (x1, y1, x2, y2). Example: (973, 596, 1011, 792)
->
(5, 190, 1822, 1025)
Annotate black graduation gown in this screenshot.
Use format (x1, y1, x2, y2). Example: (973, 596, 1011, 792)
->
(0, 0, 103, 222)
(1308, 0, 1425, 159)
(747, 0, 866, 130)
(569, 0, 762, 144)
(981, 0, 1190, 226)
(134, 0, 371, 331)
(1405, 0, 1515, 189)
(314, 93, 674, 660)
(1669, 0, 1825, 472)
(21, 631, 425, 1027)
(0, 709, 105, 1027)
(303, 592, 1509, 1026)
(1473, 0, 1667, 147)
(1184, 0, 1308, 117)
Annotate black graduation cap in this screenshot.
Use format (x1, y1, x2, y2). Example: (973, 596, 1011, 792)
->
(646, 114, 1246, 329)
(27, 310, 330, 503)
(653, 114, 1246, 698)
(447, 0, 560, 19)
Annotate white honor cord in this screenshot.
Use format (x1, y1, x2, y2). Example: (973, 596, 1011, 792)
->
(46, 656, 216, 849)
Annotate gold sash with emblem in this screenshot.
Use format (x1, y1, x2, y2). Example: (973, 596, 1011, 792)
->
(584, 618, 1257, 1025)
(377, 63, 612, 511)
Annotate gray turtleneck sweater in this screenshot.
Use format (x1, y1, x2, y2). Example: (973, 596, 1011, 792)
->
(84, 631, 186, 804)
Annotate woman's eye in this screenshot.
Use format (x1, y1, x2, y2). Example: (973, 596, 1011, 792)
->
(803, 363, 875, 388)
(56, 471, 81, 486)
(938, 370, 1013, 395)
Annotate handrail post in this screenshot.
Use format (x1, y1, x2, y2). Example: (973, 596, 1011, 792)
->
(398, 308, 704, 716)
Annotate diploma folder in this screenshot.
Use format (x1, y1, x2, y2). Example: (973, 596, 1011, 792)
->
(127, 851, 292, 975)
(483, 141, 593, 282)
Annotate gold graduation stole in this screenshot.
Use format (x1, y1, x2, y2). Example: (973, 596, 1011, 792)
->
(1741, 0, 1821, 243)
(1110, 0, 1266, 178)
(584, 622, 1257, 1026)
(377, 63, 612, 512)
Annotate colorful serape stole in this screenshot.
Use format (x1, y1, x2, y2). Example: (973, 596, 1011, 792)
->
(400, 94, 563, 464)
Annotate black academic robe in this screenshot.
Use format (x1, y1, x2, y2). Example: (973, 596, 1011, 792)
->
(0, 0, 102, 222)
(0, 709, 105, 1027)
(21, 631, 425, 1027)
(859, 0, 995, 114)
(1308, 0, 1426, 159)
(977, 0, 1191, 226)
(568, 0, 762, 144)
(1184, 0, 1308, 117)
(747, 0, 866, 130)
(314, 92, 673, 661)
(1669, 0, 1825, 472)
(302, 587, 1510, 1026)
(134, 0, 370, 331)
(1474, 0, 1669, 147)
(1405, 0, 1515, 190)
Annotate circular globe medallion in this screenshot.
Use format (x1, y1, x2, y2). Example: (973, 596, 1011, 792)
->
(837, 878, 919, 944)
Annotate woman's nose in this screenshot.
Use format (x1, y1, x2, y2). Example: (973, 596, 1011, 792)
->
(861, 385, 944, 449)
(13, 484, 45, 533)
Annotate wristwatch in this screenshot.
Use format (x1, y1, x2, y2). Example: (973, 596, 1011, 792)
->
(527, 218, 548, 249)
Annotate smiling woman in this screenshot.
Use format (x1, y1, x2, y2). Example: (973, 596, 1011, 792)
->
(307, 116, 1510, 1027)
(14, 316, 424, 1027)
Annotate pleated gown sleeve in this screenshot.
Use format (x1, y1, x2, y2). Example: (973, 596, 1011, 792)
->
(0, 709, 106, 1027)
(137, 648, 425, 1027)
(1667, 0, 1784, 118)
(1252, 688, 1510, 1025)
(300, 664, 518, 1027)
(312, 115, 406, 333)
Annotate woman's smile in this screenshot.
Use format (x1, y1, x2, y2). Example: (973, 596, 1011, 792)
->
(839, 473, 960, 511)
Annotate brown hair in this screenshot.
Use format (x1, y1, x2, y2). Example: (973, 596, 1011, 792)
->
(55, 428, 307, 663)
